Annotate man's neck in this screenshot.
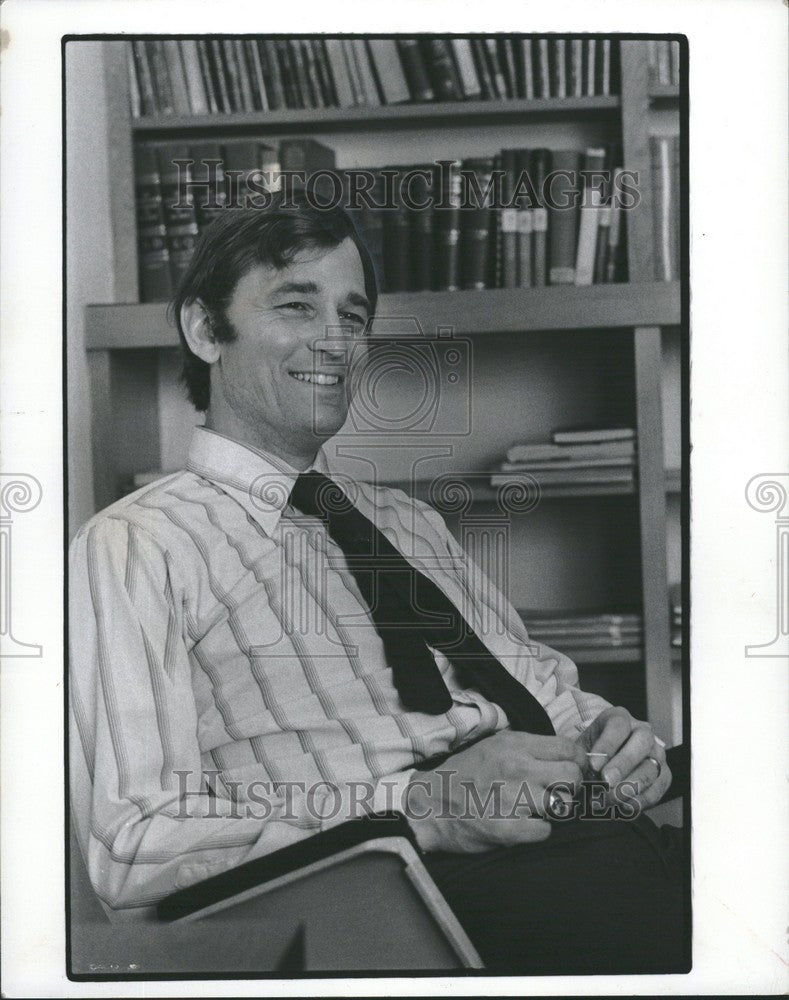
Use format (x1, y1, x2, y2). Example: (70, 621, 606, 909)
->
(202, 413, 320, 473)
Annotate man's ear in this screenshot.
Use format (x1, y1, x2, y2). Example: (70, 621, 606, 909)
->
(180, 300, 221, 364)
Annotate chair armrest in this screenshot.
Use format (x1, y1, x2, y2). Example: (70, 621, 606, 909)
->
(157, 811, 417, 921)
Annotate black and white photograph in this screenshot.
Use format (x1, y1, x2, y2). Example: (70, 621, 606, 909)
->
(64, 30, 691, 979)
(0, 2, 786, 996)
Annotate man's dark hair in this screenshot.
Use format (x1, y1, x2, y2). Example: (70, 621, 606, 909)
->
(171, 189, 379, 411)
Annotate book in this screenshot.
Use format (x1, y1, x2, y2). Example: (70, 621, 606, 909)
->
(341, 39, 365, 105)
(498, 38, 518, 99)
(323, 39, 355, 107)
(207, 39, 232, 112)
(585, 39, 596, 95)
(367, 39, 411, 104)
(483, 37, 507, 98)
(223, 141, 280, 207)
(126, 43, 142, 118)
(179, 40, 210, 114)
(530, 148, 551, 286)
(548, 148, 582, 285)
(537, 38, 551, 98)
(434, 160, 462, 290)
(383, 173, 412, 292)
(551, 426, 635, 444)
(157, 145, 199, 289)
(499, 149, 520, 288)
(396, 39, 434, 101)
(130, 41, 158, 115)
(278, 138, 335, 202)
(422, 38, 463, 101)
(409, 166, 434, 291)
(189, 142, 226, 232)
(552, 38, 567, 99)
(233, 39, 257, 111)
(515, 149, 534, 287)
(134, 144, 172, 302)
(161, 41, 191, 115)
(310, 39, 336, 106)
(350, 39, 381, 105)
(195, 40, 220, 114)
(345, 168, 385, 291)
(287, 40, 310, 107)
(574, 146, 606, 286)
(146, 40, 175, 114)
(461, 157, 495, 290)
(275, 39, 301, 107)
(570, 39, 584, 97)
(450, 38, 482, 99)
(220, 39, 244, 111)
(490, 467, 634, 486)
(520, 38, 535, 99)
(605, 166, 625, 282)
(470, 38, 495, 99)
(651, 135, 679, 281)
(598, 38, 612, 95)
(499, 456, 635, 472)
(506, 439, 636, 462)
(259, 39, 285, 109)
(299, 39, 324, 108)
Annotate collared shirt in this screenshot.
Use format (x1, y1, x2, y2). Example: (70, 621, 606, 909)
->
(69, 426, 611, 915)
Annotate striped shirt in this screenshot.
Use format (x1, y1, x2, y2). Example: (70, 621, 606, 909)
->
(69, 426, 611, 915)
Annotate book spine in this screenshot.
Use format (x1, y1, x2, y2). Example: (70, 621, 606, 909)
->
(195, 40, 219, 114)
(220, 39, 243, 112)
(499, 149, 519, 288)
(499, 38, 518, 99)
(179, 40, 210, 114)
(598, 39, 611, 96)
(351, 39, 382, 105)
(537, 38, 551, 98)
(585, 39, 596, 96)
(461, 157, 495, 290)
(244, 39, 269, 111)
(669, 40, 681, 86)
(470, 38, 495, 99)
(259, 40, 285, 109)
(515, 149, 533, 287)
(548, 149, 582, 285)
(312, 39, 338, 106)
(146, 40, 175, 114)
(131, 41, 158, 115)
(570, 39, 584, 97)
(396, 39, 434, 101)
(366, 39, 409, 104)
(161, 40, 191, 115)
(553, 39, 567, 99)
(233, 39, 257, 111)
(434, 160, 462, 291)
(651, 136, 672, 281)
(134, 145, 172, 302)
(484, 37, 507, 98)
(126, 42, 142, 118)
(323, 39, 355, 107)
(422, 38, 463, 101)
(409, 167, 434, 291)
(382, 170, 411, 292)
(188, 142, 226, 232)
(450, 38, 482, 99)
(303, 39, 325, 107)
(605, 168, 624, 283)
(341, 39, 365, 105)
(574, 146, 606, 286)
(207, 40, 232, 112)
(530, 148, 551, 286)
(593, 204, 611, 284)
(521, 39, 535, 100)
(290, 39, 315, 108)
(158, 145, 199, 289)
(286, 40, 308, 107)
(274, 39, 299, 107)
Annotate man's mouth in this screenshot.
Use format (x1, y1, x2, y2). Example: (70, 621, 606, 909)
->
(289, 371, 344, 386)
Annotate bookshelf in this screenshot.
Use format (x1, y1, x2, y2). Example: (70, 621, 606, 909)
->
(79, 36, 684, 743)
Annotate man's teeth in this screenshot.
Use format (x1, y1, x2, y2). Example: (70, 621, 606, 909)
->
(290, 372, 341, 385)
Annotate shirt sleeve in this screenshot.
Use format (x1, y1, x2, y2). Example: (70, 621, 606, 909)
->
(69, 516, 402, 914)
(412, 499, 614, 737)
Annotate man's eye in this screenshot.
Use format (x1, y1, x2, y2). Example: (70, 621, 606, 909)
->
(340, 311, 366, 326)
(279, 301, 310, 312)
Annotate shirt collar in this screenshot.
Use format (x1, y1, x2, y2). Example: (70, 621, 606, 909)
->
(185, 426, 331, 535)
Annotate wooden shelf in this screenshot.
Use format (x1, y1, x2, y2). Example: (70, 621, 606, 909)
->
(648, 84, 679, 103)
(85, 282, 681, 350)
(131, 96, 621, 138)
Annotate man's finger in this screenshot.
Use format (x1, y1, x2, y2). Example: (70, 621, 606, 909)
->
(602, 723, 655, 787)
(588, 709, 633, 770)
(519, 734, 587, 767)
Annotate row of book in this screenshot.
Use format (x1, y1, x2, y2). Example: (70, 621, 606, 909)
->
(646, 40, 681, 89)
(651, 135, 680, 282)
(134, 139, 632, 302)
(126, 37, 621, 118)
(491, 427, 637, 491)
(520, 610, 643, 651)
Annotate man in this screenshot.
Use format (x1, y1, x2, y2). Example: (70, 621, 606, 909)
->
(70, 192, 685, 973)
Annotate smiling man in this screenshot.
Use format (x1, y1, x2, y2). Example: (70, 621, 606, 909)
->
(69, 191, 685, 973)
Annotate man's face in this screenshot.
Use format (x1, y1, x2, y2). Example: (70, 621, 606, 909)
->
(211, 237, 370, 464)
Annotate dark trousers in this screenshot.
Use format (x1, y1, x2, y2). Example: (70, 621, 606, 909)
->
(423, 813, 689, 975)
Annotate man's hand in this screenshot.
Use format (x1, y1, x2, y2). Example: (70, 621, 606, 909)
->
(404, 731, 587, 854)
(578, 706, 672, 810)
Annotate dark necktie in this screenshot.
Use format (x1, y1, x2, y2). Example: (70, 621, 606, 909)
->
(289, 471, 555, 736)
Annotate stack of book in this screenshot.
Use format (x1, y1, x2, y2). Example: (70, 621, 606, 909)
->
(651, 134, 680, 282)
(126, 37, 621, 117)
(646, 40, 680, 89)
(519, 610, 643, 652)
(490, 427, 637, 493)
(669, 582, 683, 650)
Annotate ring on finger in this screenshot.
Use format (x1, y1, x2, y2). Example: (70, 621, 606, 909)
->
(647, 755, 662, 778)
